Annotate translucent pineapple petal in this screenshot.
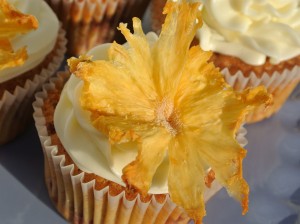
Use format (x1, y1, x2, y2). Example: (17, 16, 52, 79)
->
(175, 46, 230, 128)
(169, 128, 249, 223)
(152, 1, 202, 98)
(240, 86, 273, 110)
(68, 56, 157, 122)
(0, 0, 38, 38)
(168, 133, 207, 223)
(196, 130, 249, 215)
(0, 38, 11, 51)
(0, 0, 38, 70)
(114, 18, 157, 100)
(91, 115, 153, 144)
(0, 45, 27, 70)
(220, 86, 272, 134)
(122, 127, 170, 195)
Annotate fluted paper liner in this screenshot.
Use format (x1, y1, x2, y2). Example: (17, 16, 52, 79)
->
(46, 0, 121, 24)
(0, 27, 67, 145)
(46, 0, 150, 56)
(222, 65, 300, 123)
(33, 72, 249, 223)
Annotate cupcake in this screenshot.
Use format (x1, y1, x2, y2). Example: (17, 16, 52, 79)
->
(0, 0, 66, 144)
(45, 0, 150, 56)
(151, 0, 300, 123)
(33, 1, 271, 223)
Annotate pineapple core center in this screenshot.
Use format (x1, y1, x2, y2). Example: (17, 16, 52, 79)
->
(156, 98, 181, 136)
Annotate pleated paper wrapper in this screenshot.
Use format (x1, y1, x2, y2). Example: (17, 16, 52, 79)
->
(32, 71, 251, 223)
(46, 0, 150, 56)
(222, 66, 300, 123)
(0, 27, 67, 145)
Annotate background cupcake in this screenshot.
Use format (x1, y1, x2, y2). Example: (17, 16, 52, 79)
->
(45, 0, 150, 56)
(0, 0, 66, 144)
(33, 2, 271, 222)
(151, 0, 300, 123)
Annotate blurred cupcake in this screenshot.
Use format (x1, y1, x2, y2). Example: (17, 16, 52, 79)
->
(33, 1, 271, 223)
(0, 0, 66, 144)
(152, 0, 300, 123)
(45, 0, 150, 56)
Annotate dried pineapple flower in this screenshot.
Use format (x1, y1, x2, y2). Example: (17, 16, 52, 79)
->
(68, 1, 272, 223)
(0, 0, 38, 70)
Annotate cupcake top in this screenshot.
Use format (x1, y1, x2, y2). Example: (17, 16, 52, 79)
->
(56, 1, 271, 222)
(0, 0, 59, 82)
(197, 0, 300, 66)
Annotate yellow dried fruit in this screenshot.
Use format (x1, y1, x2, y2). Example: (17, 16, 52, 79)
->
(68, 1, 272, 223)
(0, 0, 38, 70)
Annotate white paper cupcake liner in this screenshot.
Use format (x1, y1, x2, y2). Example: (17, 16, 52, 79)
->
(0, 27, 67, 145)
(32, 71, 252, 223)
(222, 65, 300, 123)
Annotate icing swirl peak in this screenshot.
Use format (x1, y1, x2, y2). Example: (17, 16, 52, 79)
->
(197, 0, 300, 65)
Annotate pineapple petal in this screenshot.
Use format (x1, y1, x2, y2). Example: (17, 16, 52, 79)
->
(91, 115, 153, 144)
(240, 86, 273, 109)
(122, 127, 170, 195)
(169, 129, 249, 223)
(0, 0, 38, 70)
(220, 86, 272, 135)
(168, 133, 207, 223)
(0, 0, 38, 38)
(68, 56, 157, 122)
(175, 46, 229, 128)
(197, 131, 249, 215)
(0, 42, 27, 70)
(152, 1, 202, 98)
(114, 18, 157, 100)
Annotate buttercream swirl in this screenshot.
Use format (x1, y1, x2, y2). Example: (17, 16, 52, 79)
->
(0, 0, 59, 82)
(197, 0, 300, 65)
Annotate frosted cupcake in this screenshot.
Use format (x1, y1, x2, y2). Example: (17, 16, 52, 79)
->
(151, 0, 300, 123)
(34, 1, 271, 223)
(0, 0, 66, 144)
(45, 0, 150, 56)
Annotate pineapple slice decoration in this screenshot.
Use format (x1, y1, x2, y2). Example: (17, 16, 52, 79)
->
(0, 0, 38, 70)
(68, 0, 272, 223)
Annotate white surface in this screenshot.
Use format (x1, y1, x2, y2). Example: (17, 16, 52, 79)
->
(0, 121, 67, 224)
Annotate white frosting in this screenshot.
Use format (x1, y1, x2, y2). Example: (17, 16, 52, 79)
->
(197, 0, 300, 65)
(0, 0, 59, 83)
